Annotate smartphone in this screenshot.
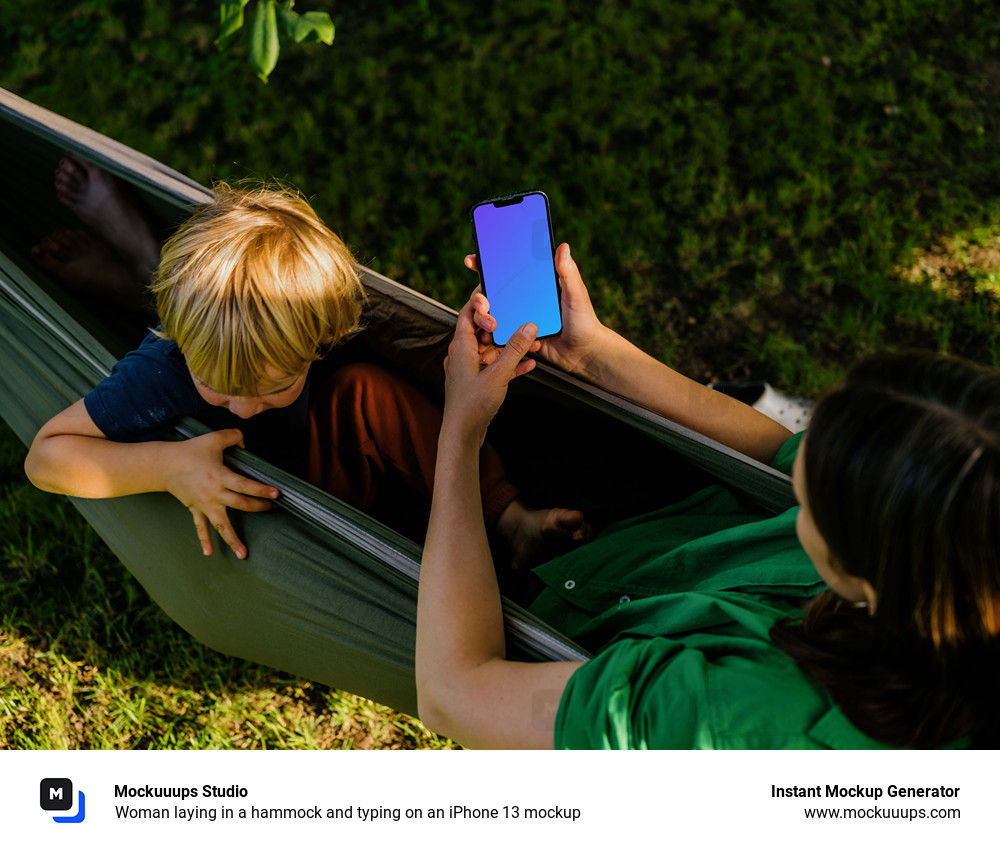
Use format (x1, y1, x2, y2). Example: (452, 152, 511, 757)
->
(470, 190, 561, 346)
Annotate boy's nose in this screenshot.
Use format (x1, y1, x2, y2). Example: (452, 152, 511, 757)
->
(228, 399, 264, 418)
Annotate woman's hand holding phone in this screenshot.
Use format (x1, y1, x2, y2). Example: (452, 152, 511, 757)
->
(464, 242, 613, 382)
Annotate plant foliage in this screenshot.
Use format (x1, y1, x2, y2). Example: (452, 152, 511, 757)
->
(217, 0, 334, 82)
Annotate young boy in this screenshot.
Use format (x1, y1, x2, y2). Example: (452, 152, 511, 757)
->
(26, 161, 588, 565)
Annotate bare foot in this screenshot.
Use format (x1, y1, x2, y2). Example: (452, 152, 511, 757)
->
(32, 228, 151, 312)
(496, 501, 592, 571)
(54, 154, 160, 281)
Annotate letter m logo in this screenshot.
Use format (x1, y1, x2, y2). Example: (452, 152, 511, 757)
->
(40, 779, 73, 811)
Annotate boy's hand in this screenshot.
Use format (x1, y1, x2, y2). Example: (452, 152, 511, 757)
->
(464, 242, 612, 380)
(161, 429, 279, 559)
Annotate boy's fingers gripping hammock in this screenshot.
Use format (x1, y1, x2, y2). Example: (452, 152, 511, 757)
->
(0, 87, 794, 715)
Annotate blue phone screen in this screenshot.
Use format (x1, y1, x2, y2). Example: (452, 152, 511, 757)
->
(472, 192, 561, 346)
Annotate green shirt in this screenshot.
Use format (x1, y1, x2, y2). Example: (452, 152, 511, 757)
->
(529, 433, 889, 749)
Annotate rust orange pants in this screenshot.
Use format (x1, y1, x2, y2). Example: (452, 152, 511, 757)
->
(307, 362, 518, 529)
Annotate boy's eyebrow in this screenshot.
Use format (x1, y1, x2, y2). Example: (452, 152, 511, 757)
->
(192, 373, 302, 397)
(250, 374, 303, 395)
(260, 378, 302, 396)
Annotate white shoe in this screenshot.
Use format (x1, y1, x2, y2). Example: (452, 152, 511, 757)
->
(708, 381, 813, 432)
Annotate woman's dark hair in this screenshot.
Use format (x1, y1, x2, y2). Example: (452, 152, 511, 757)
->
(771, 351, 1000, 748)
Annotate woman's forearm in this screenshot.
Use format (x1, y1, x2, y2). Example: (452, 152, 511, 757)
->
(416, 422, 505, 732)
(577, 328, 792, 464)
(415, 421, 581, 749)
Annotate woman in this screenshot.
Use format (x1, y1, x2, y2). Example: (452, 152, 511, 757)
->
(415, 243, 999, 749)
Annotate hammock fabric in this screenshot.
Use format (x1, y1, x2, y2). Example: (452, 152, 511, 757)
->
(0, 88, 795, 717)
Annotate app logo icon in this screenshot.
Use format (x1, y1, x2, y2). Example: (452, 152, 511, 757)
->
(40, 778, 86, 823)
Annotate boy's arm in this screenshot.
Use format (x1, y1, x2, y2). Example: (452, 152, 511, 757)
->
(25, 399, 279, 559)
(27, 399, 172, 497)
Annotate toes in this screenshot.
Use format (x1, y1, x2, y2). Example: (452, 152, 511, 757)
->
(50, 229, 74, 255)
(544, 508, 587, 535)
(44, 228, 88, 262)
(556, 509, 586, 529)
(536, 509, 593, 551)
(55, 157, 87, 202)
(55, 184, 82, 206)
(30, 242, 49, 268)
(31, 240, 61, 272)
(39, 232, 60, 256)
(503, 505, 592, 572)
(59, 154, 89, 182)
(48, 238, 72, 262)
(66, 153, 96, 174)
(63, 229, 90, 251)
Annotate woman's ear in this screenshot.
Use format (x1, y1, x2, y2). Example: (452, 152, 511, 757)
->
(838, 568, 877, 614)
(824, 550, 878, 613)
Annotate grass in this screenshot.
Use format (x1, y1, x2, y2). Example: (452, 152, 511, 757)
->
(0, 419, 453, 749)
(1, 0, 1000, 747)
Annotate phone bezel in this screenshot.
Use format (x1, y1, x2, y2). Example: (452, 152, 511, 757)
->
(469, 189, 561, 346)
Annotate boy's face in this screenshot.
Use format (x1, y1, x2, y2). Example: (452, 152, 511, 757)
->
(190, 362, 309, 419)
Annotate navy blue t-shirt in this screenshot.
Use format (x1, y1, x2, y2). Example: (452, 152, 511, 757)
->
(84, 332, 309, 477)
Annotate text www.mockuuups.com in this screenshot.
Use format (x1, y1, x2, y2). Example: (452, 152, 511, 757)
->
(803, 807, 960, 820)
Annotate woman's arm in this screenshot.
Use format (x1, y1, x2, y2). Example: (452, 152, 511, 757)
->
(568, 322, 792, 465)
(415, 304, 582, 749)
(468, 243, 792, 465)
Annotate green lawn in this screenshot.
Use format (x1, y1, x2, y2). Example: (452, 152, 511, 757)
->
(2, 0, 999, 747)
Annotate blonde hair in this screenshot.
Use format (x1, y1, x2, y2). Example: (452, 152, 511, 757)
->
(151, 182, 364, 396)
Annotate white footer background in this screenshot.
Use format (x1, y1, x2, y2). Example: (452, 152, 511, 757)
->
(3, 749, 988, 849)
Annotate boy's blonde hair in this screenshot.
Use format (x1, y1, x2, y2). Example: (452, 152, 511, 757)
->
(151, 182, 364, 396)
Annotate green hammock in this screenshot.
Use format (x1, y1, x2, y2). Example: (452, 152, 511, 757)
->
(0, 88, 795, 717)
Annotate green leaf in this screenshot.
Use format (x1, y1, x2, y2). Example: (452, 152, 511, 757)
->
(277, 0, 299, 41)
(215, 0, 250, 50)
(293, 11, 335, 45)
(249, 0, 281, 83)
